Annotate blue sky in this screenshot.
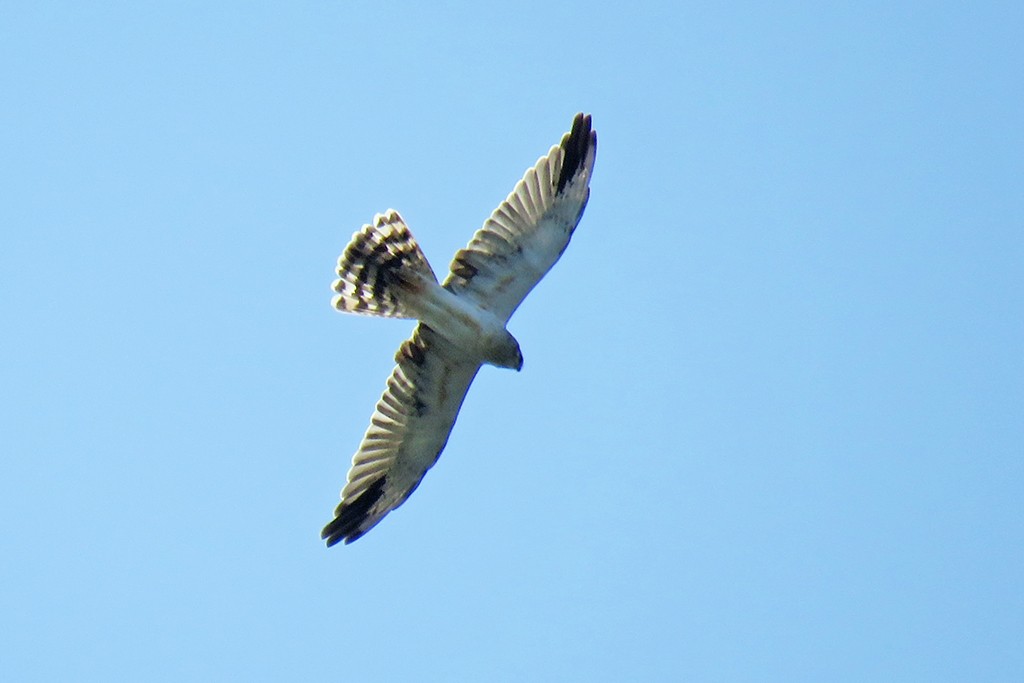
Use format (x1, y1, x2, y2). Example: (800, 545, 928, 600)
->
(1, 1, 1021, 680)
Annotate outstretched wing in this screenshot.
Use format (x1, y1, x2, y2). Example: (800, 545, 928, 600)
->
(321, 325, 480, 545)
(444, 113, 597, 322)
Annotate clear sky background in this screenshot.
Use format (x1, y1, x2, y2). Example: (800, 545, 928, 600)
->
(2, 2, 1021, 681)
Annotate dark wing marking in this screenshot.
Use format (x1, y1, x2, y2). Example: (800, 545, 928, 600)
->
(321, 325, 480, 545)
(443, 113, 597, 322)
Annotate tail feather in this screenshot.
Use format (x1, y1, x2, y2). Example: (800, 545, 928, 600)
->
(332, 210, 437, 317)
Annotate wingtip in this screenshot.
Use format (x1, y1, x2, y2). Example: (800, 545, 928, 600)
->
(321, 477, 388, 547)
(322, 527, 365, 547)
(557, 113, 596, 194)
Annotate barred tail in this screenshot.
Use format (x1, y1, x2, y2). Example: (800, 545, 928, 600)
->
(331, 210, 438, 318)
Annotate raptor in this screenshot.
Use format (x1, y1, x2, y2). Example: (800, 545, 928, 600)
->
(323, 113, 597, 545)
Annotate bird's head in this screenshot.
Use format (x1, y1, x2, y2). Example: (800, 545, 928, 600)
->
(488, 330, 523, 372)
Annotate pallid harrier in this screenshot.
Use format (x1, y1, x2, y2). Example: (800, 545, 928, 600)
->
(322, 113, 596, 545)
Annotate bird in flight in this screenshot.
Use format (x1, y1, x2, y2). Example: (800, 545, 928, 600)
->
(322, 113, 597, 545)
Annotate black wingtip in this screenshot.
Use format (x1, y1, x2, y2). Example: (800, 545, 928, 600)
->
(557, 113, 595, 194)
(321, 477, 387, 547)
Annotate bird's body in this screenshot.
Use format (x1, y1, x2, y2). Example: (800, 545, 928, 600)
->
(323, 113, 597, 545)
(408, 273, 522, 371)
